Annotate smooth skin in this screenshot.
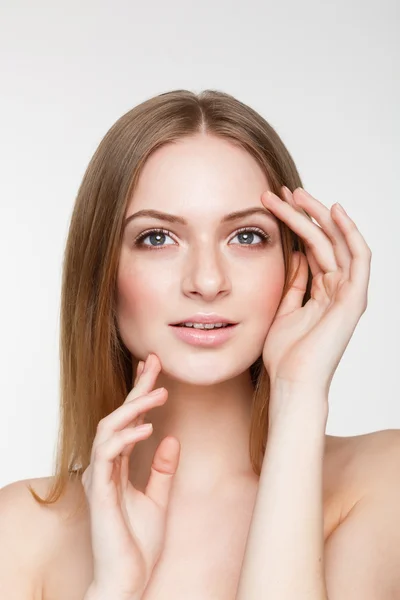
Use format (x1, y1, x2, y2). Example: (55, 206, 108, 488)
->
(261, 185, 370, 395)
(84, 176, 371, 599)
(82, 354, 180, 599)
(235, 187, 400, 598)
(1, 135, 398, 600)
(85, 177, 374, 598)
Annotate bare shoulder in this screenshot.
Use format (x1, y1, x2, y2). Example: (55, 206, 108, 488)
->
(0, 477, 56, 599)
(322, 430, 400, 535)
(348, 428, 400, 493)
(323, 430, 400, 596)
(0, 475, 88, 599)
(326, 428, 400, 486)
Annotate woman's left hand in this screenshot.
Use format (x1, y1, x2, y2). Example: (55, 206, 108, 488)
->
(261, 186, 372, 396)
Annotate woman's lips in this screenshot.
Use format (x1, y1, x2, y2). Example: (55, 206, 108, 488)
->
(169, 324, 239, 347)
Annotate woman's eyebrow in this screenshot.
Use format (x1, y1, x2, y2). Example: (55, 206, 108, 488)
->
(124, 207, 278, 229)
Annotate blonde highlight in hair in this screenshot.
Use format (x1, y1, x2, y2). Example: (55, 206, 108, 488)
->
(28, 89, 312, 511)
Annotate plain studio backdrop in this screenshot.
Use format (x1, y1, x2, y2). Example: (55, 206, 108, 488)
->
(0, 0, 398, 489)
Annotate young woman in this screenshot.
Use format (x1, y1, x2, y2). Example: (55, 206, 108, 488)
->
(1, 89, 399, 600)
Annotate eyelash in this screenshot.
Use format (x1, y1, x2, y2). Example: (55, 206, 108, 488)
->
(133, 226, 272, 249)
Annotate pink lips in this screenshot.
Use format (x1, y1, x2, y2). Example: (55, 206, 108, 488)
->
(169, 323, 238, 347)
(170, 313, 236, 325)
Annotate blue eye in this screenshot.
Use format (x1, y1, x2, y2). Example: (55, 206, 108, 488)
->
(135, 229, 175, 247)
(134, 227, 272, 249)
(230, 227, 271, 246)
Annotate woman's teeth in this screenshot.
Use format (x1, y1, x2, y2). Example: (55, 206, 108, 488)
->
(177, 322, 231, 329)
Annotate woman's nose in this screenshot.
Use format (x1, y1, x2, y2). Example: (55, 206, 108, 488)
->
(181, 246, 231, 300)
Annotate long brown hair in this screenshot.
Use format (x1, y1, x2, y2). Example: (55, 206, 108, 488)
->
(29, 89, 312, 510)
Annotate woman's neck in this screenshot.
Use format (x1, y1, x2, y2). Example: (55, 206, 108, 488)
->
(128, 371, 256, 497)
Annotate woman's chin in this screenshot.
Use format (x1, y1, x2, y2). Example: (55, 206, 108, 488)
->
(158, 362, 251, 387)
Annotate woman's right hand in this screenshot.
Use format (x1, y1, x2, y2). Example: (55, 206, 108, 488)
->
(82, 353, 181, 599)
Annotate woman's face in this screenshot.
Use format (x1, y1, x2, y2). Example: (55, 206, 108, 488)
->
(116, 133, 286, 385)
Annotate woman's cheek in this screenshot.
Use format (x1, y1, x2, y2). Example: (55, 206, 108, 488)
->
(251, 263, 285, 331)
(116, 263, 174, 339)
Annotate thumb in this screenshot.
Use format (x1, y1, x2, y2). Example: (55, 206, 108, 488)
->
(144, 436, 181, 510)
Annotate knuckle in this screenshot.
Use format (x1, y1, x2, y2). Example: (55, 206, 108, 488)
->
(96, 417, 108, 434)
(93, 442, 106, 461)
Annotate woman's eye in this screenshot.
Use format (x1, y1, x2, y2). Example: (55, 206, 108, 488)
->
(229, 228, 270, 246)
(133, 227, 271, 249)
(135, 229, 175, 247)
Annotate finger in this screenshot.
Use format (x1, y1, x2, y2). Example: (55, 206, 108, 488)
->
(90, 355, 164, 470)
(133, 360, 145, 386)
(330, 203, 372, 302)
(129, 358, 149, 432)
(145, 436, 181, 510)
(290, 187, 351, 276)
(118, 353, 161, 439)
(126, 353, 163, 405)
(90, 424, 154, 499)
(262, 190, 337, 274)
(275, 251, 309, 318)
(280, 186, 321, 277)
(125, 353, 163, 431)
(90, 387, 167, 459)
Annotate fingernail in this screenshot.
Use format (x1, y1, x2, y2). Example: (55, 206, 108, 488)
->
(136, 423, 153, 433)
(335, 202, 346, 214)
(148, 387, 165, 397)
